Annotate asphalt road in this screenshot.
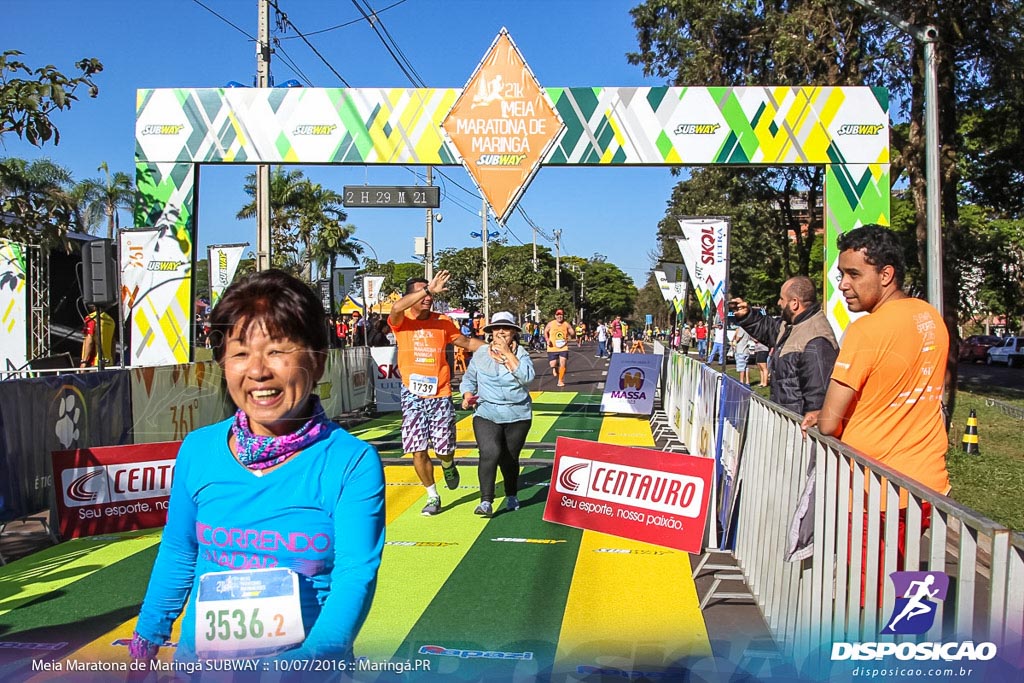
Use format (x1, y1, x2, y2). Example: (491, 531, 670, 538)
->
(957, 359, 1024, 398)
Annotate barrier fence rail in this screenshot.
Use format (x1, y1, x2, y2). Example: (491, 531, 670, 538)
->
(662, 350, 1023, 673)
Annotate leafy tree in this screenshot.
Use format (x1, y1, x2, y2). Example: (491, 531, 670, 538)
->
(238, 167, 304, 271)
(0, 157, 85, 246)
(0, 51, 102, 248)
(357, 260, 424, 299)
(579, 260, 636, 322)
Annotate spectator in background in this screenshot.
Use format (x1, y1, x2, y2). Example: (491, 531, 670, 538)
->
(731, 326, 754, 384)
(610, 315, 624, 355)
(707, 323, 727, 365)
(595, 320, 609, 358)
(730, 276, 838, 424)
(350, 310, 365, 346)
(694, 320, 708, 359)
(753, 339, 770, 387)
(679, 323, 692, 356)
(80, 304, 115, 368)
(460, 317, 473, 338)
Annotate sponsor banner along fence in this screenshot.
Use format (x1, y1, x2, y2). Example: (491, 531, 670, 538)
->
(130, 362, 233, 444)
(600, 352, 662, 416)
(51, 441, 180, 539)
(544, 437, 714, 554)
(370, 346, 402, 412)
(0, 348, 373, 528)
(0, 370, 132, 521)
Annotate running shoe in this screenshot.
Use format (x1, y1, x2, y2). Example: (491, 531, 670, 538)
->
(505, 495, 520, 511)
(442, 463, 461, 490)
(421, 496, 441, 516)
(557, 381, 565, 387)
(474, 501, 493, 517)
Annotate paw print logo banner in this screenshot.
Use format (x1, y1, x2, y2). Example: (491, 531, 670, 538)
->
(0, 371, 131, 520)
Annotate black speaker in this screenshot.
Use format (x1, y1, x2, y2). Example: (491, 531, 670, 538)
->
(82, 239, 118, 305)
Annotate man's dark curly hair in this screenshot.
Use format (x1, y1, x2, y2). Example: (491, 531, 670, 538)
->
(836, 224, 905, 288)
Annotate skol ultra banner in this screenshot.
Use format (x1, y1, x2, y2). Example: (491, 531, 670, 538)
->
(655, 270, 687, 304)
(600, 352, 663, 416)
(544, 437, 714, 554)
(52, 441, 180, 539)
(676, 218, 730, 321)
(0, 239, 27, 371)
(369, 346, 402, 412)
(120, 228, 191, 365)
(208, 243, 246, 306)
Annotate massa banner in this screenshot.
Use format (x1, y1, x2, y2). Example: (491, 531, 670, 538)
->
(544, 437, 714, 554)
(600, 352, 663, 416)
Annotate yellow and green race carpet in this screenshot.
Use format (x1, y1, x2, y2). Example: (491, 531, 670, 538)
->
(0, 392, 710, 680)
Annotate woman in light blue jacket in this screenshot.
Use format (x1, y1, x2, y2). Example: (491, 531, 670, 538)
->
(460, 311, 535, 517)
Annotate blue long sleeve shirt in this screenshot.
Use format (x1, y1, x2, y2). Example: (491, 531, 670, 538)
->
(135, 417, 385, 661)
(459, 344, 535, 423)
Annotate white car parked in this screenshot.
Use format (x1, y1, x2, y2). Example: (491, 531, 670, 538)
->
(986, 336, 1024, 368)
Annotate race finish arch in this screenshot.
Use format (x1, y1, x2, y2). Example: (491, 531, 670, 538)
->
(132, 28, 888, 365)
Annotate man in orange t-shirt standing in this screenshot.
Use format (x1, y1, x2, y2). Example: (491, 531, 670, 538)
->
(810, 225, 949, 588)
(389, 271, 483, 516)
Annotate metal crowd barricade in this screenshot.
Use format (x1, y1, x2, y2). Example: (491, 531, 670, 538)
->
(661, 349, 1023, 671)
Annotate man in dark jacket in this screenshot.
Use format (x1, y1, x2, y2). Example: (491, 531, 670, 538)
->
(729, 276, 838, 425)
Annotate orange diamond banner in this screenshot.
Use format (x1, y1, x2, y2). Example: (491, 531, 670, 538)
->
(442, 28, 563, 223)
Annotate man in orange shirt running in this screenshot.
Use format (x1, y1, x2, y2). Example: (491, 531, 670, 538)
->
(544, 309, 575, 387)
(389, 271, 484, 516)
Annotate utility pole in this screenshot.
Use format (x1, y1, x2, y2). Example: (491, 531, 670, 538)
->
(481, 198, 490, 321)
(853, 0, 942, 313)
(425, 166, 434, 279)
(255, 0, 272, 271)
(553, 229, 562, 290)
(532, 224, 538, 323)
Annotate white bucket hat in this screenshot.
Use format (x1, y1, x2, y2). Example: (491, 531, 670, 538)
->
(483, 311, 521, 333)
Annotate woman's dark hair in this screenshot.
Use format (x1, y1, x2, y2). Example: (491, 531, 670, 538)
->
(208, 269, 329, 362)
(836, 224, 906, 288)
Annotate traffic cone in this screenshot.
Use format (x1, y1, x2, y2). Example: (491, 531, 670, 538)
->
(961, 409, 980, 455)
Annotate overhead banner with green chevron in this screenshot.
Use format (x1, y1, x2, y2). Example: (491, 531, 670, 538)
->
(134, 29, 890, 363)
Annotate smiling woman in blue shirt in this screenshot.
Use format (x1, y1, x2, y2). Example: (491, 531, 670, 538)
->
(460, 311, 536, 517)
(129, 269, 385, 665)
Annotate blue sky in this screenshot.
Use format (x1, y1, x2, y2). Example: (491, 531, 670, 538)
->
(1, 0, 681, 285)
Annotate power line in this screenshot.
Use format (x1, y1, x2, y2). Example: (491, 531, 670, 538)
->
(190, 0, 254, 40)
(273, 40, 316, 86)
(268, 0, 352, 87)
(349, 0, 424, 87)
(282, 0, 410, 39)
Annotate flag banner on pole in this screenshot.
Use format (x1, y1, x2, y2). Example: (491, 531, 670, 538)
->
(207, 244, 246, 306)
(120, 228, 191, 365)
(676, 219, 729, 321)
(363, 276, 385, 306)
(0, 239, 28, 371)
(333, 267, 358, 307)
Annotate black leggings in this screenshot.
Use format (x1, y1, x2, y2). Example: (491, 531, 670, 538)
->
(473, 416, 531, 503)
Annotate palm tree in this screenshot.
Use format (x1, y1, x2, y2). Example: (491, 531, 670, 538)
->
(79, 162, 134, 238)
(309, 222, 363, 282)
(237, 167, 305, 270)
(291, 180, 350, 281)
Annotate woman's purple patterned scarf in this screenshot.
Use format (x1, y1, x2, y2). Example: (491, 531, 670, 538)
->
(231, 396, 328, 470)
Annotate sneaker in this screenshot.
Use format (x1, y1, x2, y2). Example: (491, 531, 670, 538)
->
(505, 495, 520, 511)
(421, 496, 441, 516)
(474, 501, 493, 517)
(441, 463, 461, 490)
(557, 381, 565, 387)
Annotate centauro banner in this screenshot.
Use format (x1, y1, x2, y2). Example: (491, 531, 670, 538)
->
(676, 218, 730, 321)
(207, 243, 246, 306)
(544, 437, 714, 554)
(0, 239, 27, 371)
(120, 228, 191, 366)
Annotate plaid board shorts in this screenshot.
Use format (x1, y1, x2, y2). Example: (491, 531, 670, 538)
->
(400, 387, 456, 456)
